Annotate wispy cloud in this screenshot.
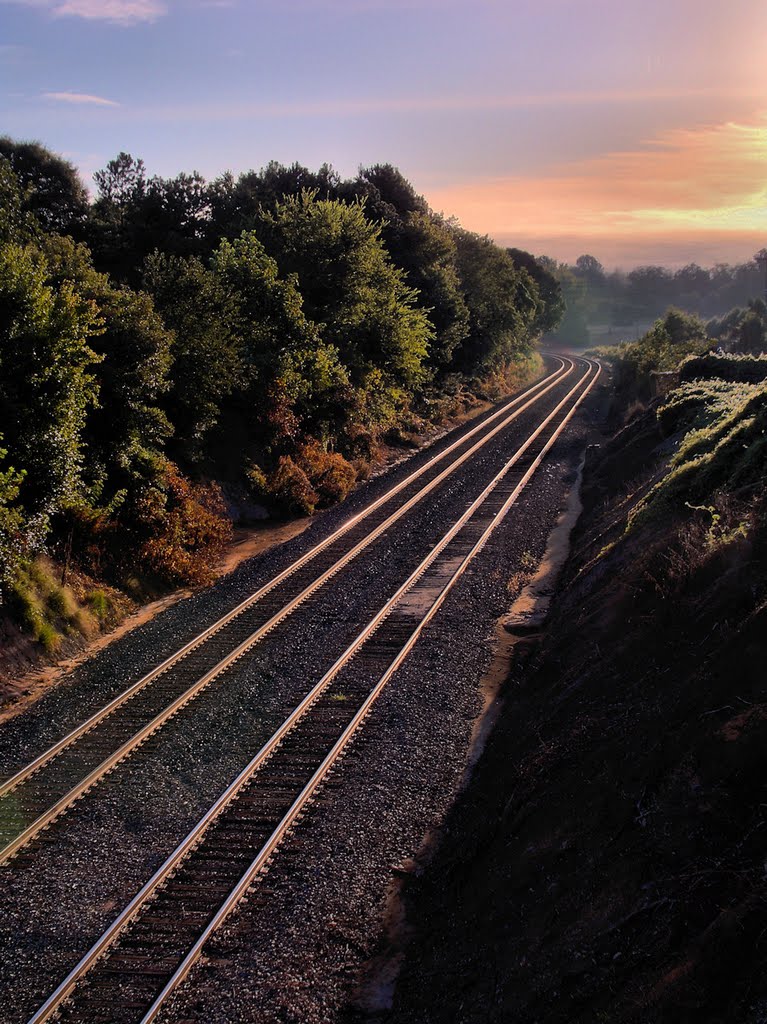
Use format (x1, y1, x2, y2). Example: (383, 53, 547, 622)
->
(135, 86, 762, 125)
(425, 116, 767, 246)
(43, 90, 120, 106)
(5, 0, 166, 24)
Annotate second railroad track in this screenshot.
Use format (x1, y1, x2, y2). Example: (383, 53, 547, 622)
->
(16, 356, 601, 1024)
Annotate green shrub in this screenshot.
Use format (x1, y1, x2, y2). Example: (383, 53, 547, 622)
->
(36, 620, 61, 653)
(679, 351, 767, 384)
(244, 461, 269, 500)
(630, 380, 767, 530)
(46, 582, 78, 621)
(8, 573, 62, 651)
(657, 380, 756, 436)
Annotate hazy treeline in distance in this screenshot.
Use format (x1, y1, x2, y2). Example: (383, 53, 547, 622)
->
(545, 252, 766, 347)
(0, 138, 565, 647)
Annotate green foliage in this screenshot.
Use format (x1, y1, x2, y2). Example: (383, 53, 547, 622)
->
(86, 589, 113, 623)
(0, 242, 102, 531)
(658, 379, 756, 436)
(0, 157, 40, 245)
(256, 191, 433, 394)
(707, 299, 767, 355)
(595, 308, 710, 399)
(346, 167, 469, 373)
(143, 251, 243, 457)
(507, 248, 564, 336)
(679, 351, 767, 384)
(630, 379, 767, 530)
(453, 230, 537, 373)
(0, 441, 26, 600)
(0, 137, 88, 234)
(540, 257, 591, 345)
(6, 557, 95, 651)
(208, 160, 341, 240)
(41, 235, 174, 500)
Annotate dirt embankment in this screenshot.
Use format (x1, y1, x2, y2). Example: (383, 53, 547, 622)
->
(383, 401, 767, 1024)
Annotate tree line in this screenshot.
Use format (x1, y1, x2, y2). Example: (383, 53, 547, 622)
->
(544, 253, 766, 345)
(0, 137, 563, 632)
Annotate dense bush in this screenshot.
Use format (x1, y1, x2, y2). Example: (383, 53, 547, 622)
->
(132, 462, 232, 587)
(297, 442, 357, 508)
(631, 380, 767, 530)
(267, 457, 318, 517)
(679, 351, 767, 384)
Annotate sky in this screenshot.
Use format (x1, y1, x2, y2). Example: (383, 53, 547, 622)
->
(1, 0, 766, 268)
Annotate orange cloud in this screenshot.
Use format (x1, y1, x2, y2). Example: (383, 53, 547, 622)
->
(426, 116, 767, 248)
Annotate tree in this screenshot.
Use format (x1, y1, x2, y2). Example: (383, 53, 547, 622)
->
(256, 191, 433, 393)
(0, 242, 101, 532)
(207, 161, 341, 243)
(144, 252, 243, 459)
(626, 265, 675, 319)
(0, 137, 89, 234)
(453, 230, 539, 372)
(211, 231, 352, 441)
(89, 153, 149, 282)
(0, 440, 26, 599)
(93, 152, 147, 209)
(139, 171, 210, 257)
(574, 253, 605, 286)
(352, 163, 430, 218)
(0, 157, 40, 245)
(507, 248, 564, 336)
(41, 235, 173, 504)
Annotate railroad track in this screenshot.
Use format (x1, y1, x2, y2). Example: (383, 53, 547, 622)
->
(24, 357, 601, 1024)
(0, 356, 574, 865)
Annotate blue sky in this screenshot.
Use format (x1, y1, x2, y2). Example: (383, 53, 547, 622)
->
(2, 0, 766, 267)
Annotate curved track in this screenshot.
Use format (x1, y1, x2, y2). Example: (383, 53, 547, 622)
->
(0, 358, 572, 864)
(24, 357, 601, 1024)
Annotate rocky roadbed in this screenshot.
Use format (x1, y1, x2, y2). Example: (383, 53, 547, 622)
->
(0, 368, 603, 1024)
(153, 430, 601, 1023)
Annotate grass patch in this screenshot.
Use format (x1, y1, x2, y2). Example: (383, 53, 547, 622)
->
(6, 557, 110, 652)
(628, 380, 767, 533)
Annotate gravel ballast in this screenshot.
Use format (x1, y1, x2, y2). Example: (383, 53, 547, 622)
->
(0, 363, 603, 1023)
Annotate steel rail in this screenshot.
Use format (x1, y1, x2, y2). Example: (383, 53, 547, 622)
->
(0, 361, 574, 864)
(0, 358, 568, 804)
(142, 357, 603, 1024)
(27, 359, 599, 1024)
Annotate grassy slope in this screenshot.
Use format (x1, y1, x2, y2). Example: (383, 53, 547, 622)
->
(385, 370, 767, 1024)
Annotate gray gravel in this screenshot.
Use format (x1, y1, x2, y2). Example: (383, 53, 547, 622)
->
(154, 415, 602, 1023)
(0, 364, 600, 1024)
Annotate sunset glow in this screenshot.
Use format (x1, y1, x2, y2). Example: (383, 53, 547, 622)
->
(2, 0, 766, 266)
(426, 116, 767, 265)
